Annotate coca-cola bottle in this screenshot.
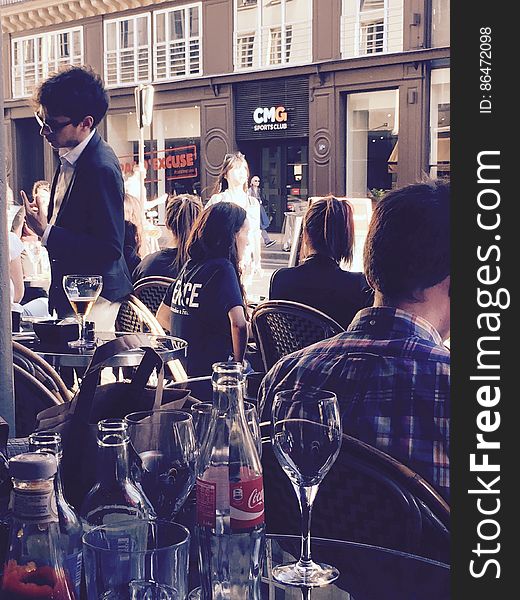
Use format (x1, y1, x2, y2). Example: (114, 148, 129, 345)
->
(195, 362, 265, 600)
(29, 432, 83, 598)
(79, 419, 155, 529)
(1, 452, 76, 599)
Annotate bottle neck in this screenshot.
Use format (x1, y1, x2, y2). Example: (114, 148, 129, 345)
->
(97, 440, 131, 486)
(11, 477, 59, 524)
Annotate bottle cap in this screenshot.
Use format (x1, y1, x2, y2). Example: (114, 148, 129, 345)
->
(8, 452, 58, 480)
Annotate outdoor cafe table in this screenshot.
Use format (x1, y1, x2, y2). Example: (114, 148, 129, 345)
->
(11, 331, 187, 373)
(181, 533, 450, 600)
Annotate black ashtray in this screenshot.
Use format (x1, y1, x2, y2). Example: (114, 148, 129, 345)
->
(33, 319, 80, 345)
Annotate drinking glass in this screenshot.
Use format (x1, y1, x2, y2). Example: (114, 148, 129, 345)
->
(271, 388, 342, 587)
(62, 274, 103, 348)
(191, 401, 262, 458)
(83, 519, 190, 599)
(125, 410, 198, 520)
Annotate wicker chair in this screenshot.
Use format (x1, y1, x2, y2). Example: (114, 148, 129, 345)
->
(262, 433, 450, 563)
(13, 364, 63, 437)
(133, 276, 175, 316)
(251, 300, 345, 372)
(115, 294, 187, 382)
(115, 294, 165, 335)
(12, 340, 73, 404)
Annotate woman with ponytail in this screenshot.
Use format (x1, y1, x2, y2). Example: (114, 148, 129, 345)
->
(269, 195, 373, 329)
(132, 193, 203, 281)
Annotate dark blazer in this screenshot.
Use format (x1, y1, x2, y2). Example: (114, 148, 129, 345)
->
(46, 131, 133, 317)
(269, 254, 374, 329)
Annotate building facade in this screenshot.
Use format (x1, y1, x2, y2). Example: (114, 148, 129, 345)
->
(1, 0, 450, 231)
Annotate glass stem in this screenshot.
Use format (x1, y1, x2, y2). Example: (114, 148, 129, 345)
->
(78, 314, 86, 341)
(298, 484, 318, 566)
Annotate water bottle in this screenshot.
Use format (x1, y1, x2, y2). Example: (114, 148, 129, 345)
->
(29, 432, 83, 598)
(0, 452, 76, 599)
(195, 362, 266, 599)
(79, 419, 155, 529)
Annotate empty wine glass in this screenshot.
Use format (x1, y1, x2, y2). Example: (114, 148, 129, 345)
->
(125, 410, 198, 520)
(62, 274, 103, 348)
(271, 388, 342, 587)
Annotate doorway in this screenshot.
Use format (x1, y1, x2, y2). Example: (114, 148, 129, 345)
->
(240, 139, 308, 233)
(14, 118, 45, 200)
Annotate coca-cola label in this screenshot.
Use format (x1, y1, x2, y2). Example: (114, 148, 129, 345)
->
(230, 476, 264, 530)
(196, 478, 216, 528)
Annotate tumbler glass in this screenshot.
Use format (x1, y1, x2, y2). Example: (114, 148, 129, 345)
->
(83, 519, 190, 599)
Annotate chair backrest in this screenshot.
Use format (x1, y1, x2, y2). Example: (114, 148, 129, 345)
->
(12, 341, 72, 404)
(262, 433, 450, 563)
(251, 300, 345, 371)
(115, 294, 166, 335)
(133, 276, 175, 316)
(13, 363, 62, 437)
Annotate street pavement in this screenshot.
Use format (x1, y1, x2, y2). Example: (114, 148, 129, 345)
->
(248, 232, 290, 302)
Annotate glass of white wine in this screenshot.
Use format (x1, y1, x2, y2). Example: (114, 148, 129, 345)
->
(62, 274, 103, 348)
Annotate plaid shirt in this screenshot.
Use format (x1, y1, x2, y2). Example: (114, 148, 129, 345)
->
(260, 307, 450, 500)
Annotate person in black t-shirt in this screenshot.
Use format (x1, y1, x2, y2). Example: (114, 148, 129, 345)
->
(270, 195, 374, 329)
(157, 202, 250, 376)
(133, 193, 203, 282)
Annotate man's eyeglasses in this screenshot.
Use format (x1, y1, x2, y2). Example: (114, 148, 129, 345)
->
(34, 112, 73, 134)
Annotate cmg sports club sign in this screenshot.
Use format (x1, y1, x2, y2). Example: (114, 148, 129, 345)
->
(252, 106, 288, 131)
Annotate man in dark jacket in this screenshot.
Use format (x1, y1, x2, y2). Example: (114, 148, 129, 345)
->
(24, 66, 133, 328)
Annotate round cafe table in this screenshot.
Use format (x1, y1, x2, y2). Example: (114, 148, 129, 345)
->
(12, 330, 187, 372)
(258, 535, 450, 599)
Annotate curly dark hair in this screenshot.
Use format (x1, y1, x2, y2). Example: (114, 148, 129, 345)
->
(363, 180, 450, 304)
(186, 202, 248, 304)
(33, 66, 109, 127)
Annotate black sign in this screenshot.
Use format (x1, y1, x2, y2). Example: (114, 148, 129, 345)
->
(235, 76, 309, 140)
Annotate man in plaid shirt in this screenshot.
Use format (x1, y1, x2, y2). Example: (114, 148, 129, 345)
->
(260, 181, 450, 500)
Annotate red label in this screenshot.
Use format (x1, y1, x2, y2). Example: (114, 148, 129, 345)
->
(196, 478, 216, 528)
(230, 476, 264, 530)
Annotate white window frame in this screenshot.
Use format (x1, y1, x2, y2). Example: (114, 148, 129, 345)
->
(11, 27, 83, 98)
(234, 0, 312, 71)
(153, 2, 203, 82)
(104, 14, 152, 88)
(355, 0, 388, 55)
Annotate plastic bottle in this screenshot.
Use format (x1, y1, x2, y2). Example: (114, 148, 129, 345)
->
(29, 432, 83, 598)
(79, 419, 155, 529)
(195, 362, 265, 600)
(0, 452, 76, 599)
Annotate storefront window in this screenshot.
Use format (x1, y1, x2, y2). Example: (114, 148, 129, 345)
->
(341, 0, 403, 58)
(431, 0, 450, 47)
(107, 106, 201, 223)
(104, 14, 151, 87)
(234, 0, 312, 70)
(429, 68, 450, 179)
(11, 27, 83, 98)
(346, 89, 399, 198)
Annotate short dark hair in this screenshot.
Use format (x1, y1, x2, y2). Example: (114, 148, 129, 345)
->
(303, 195, 355, 265)
(363, 180, 450, 303)
(33, 66, 109, 127)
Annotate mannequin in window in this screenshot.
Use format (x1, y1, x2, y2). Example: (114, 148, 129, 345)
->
(206, 152, 262, 292)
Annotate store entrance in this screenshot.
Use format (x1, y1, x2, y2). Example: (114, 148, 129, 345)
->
(240, 139, 308, 233)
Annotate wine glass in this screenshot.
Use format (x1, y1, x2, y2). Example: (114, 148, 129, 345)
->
(271, 388, 342, 587)
(62, 274, 103, 348)
(125, 410, 198, 520)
